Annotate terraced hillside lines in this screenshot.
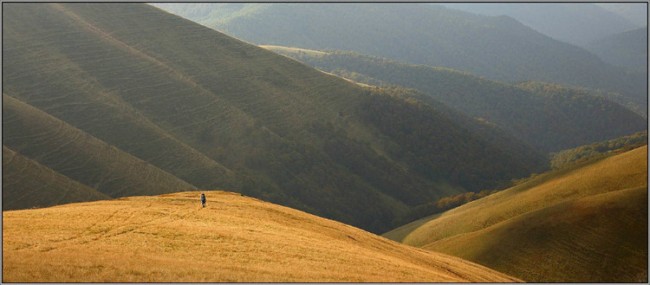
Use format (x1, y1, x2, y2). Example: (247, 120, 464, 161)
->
(383, 146, 648, 282)
(2, 191, 520, 282)
(3, 3, 548, 232)
(4, 4, 240, 185)
(2, 94, 195, 198)
(3, 146, 110, 210)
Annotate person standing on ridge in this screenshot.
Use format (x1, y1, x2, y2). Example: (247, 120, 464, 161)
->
(201, 193, 206, 208)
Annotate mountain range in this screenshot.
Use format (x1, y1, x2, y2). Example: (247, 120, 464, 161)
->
(154, 3, 647, 116)
(3, 3, 548, 233)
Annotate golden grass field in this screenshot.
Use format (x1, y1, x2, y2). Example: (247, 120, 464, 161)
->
(384, 145, 648, 282)
(3, 191, 519, 282)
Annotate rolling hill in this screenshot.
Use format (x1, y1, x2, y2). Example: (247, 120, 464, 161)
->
(383, 145, 648, 282)
(154, 3, 647, 114)
(2, 191, 521, 282)
(2, 3, 547, 233)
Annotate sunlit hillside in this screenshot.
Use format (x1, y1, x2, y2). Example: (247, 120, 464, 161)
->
(2, 191, 519, 282)
(384, 145, 648, 282)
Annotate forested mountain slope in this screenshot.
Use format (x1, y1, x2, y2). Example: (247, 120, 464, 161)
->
(264, 47, 647, 152)
(3, 3, 545, 233)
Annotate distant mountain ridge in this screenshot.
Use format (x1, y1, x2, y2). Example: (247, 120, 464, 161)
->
(154, 3, 647, 116)
(441, 3, 641, 47)
(3, 3, 546, 233)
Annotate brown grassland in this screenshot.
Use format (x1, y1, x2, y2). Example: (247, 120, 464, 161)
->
(384, 145, 648, 282)
(2, 191, 519, 282)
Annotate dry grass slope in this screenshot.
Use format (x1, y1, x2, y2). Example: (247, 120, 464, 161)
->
(384, 145, 648, 282)
(3, 191, 519, 282)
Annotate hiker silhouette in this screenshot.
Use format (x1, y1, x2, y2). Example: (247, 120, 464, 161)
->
(201, 193, 206, 208)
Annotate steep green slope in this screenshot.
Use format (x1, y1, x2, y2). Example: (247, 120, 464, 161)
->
(155, 3, 646, 114)
(3, 146, 110, 210)
(2, 94, 196, 198)
(586, 27, 647, 73)
(384, 145, 648, 282)
(3, 3, 545, 232)
(265, 47, 647, 151)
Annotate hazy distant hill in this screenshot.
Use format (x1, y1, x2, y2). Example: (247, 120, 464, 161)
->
(596, 3, 648, 27)
(2, 191, 520, 282)
(264, 47, 647, 152)
(586, 27, 648, 73)
(2, 3, 546, 233)
(384, 146, 648, 282)
(155, 3, 647, 116)
(442, 3, 640, 47)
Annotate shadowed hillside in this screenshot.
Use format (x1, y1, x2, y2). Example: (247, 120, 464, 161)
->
(2, 94, 196, 201)
(384, 146, 648, 282)
(3, 146, 110, 210)
(262, 47, 647, 151)
(155, 3, 647, 115)
(2, 191, 520, 282)
(3, 3, 546, 232)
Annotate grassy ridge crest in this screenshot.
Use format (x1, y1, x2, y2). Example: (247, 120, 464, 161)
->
(2, 191, 521, 282)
